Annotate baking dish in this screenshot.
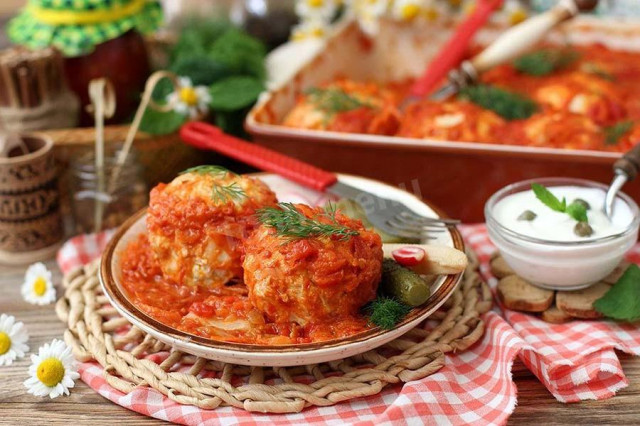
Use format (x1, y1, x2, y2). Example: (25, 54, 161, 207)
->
(246, 17, 640, 222)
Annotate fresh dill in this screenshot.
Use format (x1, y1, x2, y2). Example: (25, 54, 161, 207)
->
(305, 87, 373, 114)
(604, 121, 633, 146)
(212, 182, 247, 203)
(257, 202, 359, 241)
(458, 84, 538, 120)
(364, 297, 411, 330)
(180, 165, 236, 176)
(513, 49, 580, 76)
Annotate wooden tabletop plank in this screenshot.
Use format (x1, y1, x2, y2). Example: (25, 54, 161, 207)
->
(1, 261, 638, 425)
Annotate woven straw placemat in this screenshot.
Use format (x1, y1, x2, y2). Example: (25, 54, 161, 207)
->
(54, 251, 492, 414)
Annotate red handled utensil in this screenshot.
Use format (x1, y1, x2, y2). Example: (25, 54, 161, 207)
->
(409, 0, 503, 99)
(180, 121, 459, 239)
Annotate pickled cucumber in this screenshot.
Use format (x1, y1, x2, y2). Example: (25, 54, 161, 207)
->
(381, 258, 431, 307)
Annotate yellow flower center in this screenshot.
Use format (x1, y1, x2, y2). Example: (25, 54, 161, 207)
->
(310, 27, 326, 37)
(33, 277, 47, 296)
(509, 10, 527, 26)
(307, 0, 324, 7)
(37, 358, 65, 387)
(179, 87, 199, 107)
(0, 332, 11, 355)
(400, 4, 421, 21)
(424, 7, 440, 21)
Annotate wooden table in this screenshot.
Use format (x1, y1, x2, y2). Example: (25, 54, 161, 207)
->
(1, 261, 639, 425)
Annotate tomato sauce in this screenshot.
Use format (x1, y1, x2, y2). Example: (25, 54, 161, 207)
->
(119, 235, 373, 345)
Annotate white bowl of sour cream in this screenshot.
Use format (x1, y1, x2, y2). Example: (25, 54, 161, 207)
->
(485, 178, 640, 290)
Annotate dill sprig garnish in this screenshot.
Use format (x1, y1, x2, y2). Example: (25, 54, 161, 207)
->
(604, 121, 633, 146)
(458, 84, 538, 120)
(364, 297, 411, 330)
(212, 182, 247, 203)
(180, 165, 236, 176)
(257, 202, 359, 241)
(513, 48, 580, 76)
(305, 87, 373, 114)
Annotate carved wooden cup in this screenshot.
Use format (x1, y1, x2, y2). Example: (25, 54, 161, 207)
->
(0, 133, 63, 263)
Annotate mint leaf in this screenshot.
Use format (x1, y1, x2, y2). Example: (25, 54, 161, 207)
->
(139, 108, 186, 135)
(566, 201, 588, 223)
(532, 183, 566, 213)
(594, 264, 640, 322)
(604, 121, 633, 146)
(209, 76, 264, 111)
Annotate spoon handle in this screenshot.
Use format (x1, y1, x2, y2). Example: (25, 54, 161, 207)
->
(613, 143, 640, 181)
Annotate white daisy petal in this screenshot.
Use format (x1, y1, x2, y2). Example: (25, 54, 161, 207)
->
(21, 263, 56, 305)
(0, 314, 29, 365)
(24, 339, 78, 399)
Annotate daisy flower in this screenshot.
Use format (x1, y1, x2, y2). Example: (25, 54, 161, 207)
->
(349, 0, 390, 35)
(166, 77, 212, 120)
(24, 339, 79, 399)
(21, 262, 56, 306)
(295, 0, 338, 20)
(0, 314, 29, 366)
(291, 18, 332, 41)
(500, 0, 529, 26)
(392, 0, 425, 22)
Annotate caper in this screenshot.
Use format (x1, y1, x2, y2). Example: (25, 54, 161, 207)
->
(572, 198, 590, 210)
(517, 210, 537, 221)
(574, 221, 593, 237)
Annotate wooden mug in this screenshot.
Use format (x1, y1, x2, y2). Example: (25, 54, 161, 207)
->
(0, 132, 63, 263)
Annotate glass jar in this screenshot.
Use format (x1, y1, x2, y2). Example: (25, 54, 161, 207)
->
(69, 148, 148, 234)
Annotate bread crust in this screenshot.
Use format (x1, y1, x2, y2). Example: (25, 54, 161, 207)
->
(556, 282, 609, 319)
(497, 275, 554, 312)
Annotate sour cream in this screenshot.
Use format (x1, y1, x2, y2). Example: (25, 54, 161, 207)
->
(493, 186, 633, 242)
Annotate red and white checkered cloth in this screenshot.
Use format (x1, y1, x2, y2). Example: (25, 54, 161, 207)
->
(56, 224, 640, 425)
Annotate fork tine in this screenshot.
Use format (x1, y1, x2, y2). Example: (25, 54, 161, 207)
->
(387, 218, 447, 234)
(398, 211, 461, 226)
(394, 214, 449, 228)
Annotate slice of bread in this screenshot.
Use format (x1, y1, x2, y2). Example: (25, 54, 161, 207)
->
(490, 254, 515, 279)
(556, 282, 609, 319)
(497, 275, 554, 312)
(602, 261, 631, 285)
(541, 305, 572, 324)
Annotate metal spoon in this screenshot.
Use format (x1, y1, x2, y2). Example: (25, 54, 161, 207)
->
(604, 143, 640, 218)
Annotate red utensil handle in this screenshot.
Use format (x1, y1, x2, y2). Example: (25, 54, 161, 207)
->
(179, 121, 338, 192)
(410, 0, 503, 97)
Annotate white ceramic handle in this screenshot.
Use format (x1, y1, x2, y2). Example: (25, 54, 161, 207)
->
(470, 5, 576, 74)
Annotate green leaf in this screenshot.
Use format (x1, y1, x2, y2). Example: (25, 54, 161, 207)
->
(458, 84, 538, 120)
(566, 201, 588, 223)
(171, 55, 232, 87)
(604, 121, 633, 146)
(305, 88, 373, 114)
(594, 264, 640, 322)
(209, 76, 264, 111)
(170, 19, 234, 63)
(208, 28, 266, 81)
(365, 297, 411, 330)
(514, 49, 580, 76)
(580, 62, 615, 81)
(532, 183, 567, 213)
(139, 108, 186, 136)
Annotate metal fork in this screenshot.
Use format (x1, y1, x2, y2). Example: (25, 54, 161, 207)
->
(180, 122, 460, 239)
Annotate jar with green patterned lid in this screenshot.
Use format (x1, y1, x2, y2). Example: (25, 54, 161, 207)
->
(8, 0, 164, 125)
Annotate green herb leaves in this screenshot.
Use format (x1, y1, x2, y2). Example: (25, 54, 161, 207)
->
(181, 165, 233, 176)
(458, 84, 538, 120)
(594, 264, 640, 322)
(257, 202, 359, 241)
(514, 49, 580, 76)
(365, 297, 411, 330)
(532, 183, 566, 212)
(604, 121, 633, 146)
(209, 76, 265, 111)
(180, 165, 246, 202)
(531, 183, 589, 224)
(305, 88, 373, 114)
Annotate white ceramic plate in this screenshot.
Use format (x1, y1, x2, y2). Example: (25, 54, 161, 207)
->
(100, 173, 464, 366)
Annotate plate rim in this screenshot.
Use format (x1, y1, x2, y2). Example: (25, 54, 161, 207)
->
(99, 174, 465, 357)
